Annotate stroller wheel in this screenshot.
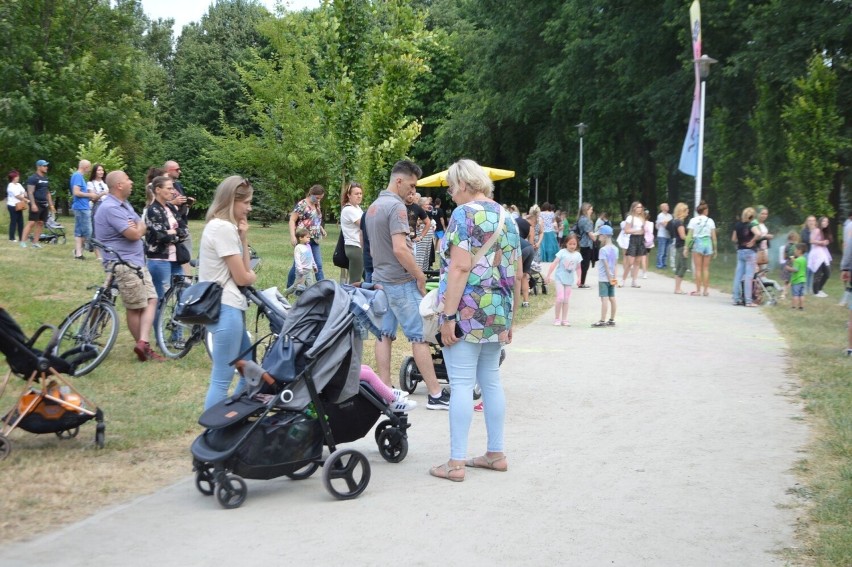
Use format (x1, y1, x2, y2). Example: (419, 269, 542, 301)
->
(0, 434, 10, 460)
(95, 422, 106, 449)
(195, 466, 215, 496)
(285, 461, 320, 480)
(56, 427, 80, 439)
(323, 448, 371, 500)
(377, 428, 408, 463)
(374, 419, 393, 443)
(216, 475, 247, 509)
(399, 356, 418, 394)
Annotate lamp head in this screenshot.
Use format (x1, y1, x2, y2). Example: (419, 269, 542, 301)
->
(576, 122, 588, 136)
(695, 54, 718, 80)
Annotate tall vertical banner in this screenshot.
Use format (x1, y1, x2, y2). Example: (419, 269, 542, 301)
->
(678, 0, 702, 176)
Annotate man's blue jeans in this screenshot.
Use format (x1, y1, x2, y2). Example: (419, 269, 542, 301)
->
(656, 236, 671, 269)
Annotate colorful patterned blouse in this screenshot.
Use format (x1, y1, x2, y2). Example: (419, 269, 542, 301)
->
(439, 200, 521, 343)
(292, 198, 323, 240)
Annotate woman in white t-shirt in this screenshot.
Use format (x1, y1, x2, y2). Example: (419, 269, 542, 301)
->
(199, 176, 257, 410)
(6, 170, 27, 241)
(339, 182, 364, 283)
(685, 201, 718, 296)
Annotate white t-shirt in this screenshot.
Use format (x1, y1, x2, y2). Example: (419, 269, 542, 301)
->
(87, 180, 109, 203)
(687, 215, 716, 238)
(6, 182, 26, 206)
(198, 218, 247, 310)
(340, 204, 362, 247)
(656, 212, 673, 238)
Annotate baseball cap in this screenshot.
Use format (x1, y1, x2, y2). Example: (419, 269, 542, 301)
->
(35, 159, 49, 167)
(598, 225, 613, 236)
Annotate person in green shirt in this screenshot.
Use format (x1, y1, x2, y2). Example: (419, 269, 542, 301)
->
(786, 243, 808, 310)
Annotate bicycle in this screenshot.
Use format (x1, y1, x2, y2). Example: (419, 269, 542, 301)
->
(155, 249, 278, 359)
(55, 239, 143, 376)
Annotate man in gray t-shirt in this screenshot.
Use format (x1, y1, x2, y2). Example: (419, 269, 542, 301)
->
(364, 160, 449, 409)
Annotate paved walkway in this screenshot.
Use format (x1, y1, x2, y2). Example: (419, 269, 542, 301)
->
(0, 270, 808, 566)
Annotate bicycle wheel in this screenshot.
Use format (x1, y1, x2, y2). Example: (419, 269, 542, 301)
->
(56, 301, 119, 376)
(156, 283, 201, 359)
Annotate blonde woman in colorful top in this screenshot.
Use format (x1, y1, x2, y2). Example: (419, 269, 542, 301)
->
(430, 159, 521, 482)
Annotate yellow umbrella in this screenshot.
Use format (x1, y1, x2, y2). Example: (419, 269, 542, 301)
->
(416, 166, 515, 187)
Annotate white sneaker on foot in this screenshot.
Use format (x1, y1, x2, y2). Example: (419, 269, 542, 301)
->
(388, 398, 417, 413)
(391, 388, 409, 402)
(816, 291, 828, 298)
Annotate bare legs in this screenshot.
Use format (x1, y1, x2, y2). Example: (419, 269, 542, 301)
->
(692, 253, 711, 295)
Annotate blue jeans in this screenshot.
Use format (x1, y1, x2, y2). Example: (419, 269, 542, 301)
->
(656, 236, 671, 268)
(732, 249, 757, 304)
(147, 260, 184, 299)
(442, 340, 505, 460)
(204, 305, 252, 410)
(287, 239, 323, 286)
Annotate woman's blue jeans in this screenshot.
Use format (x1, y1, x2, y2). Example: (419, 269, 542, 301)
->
(442, 340, 505, 460)
(732, 248, 756, 304)
(287, 239, 323, 286)
(147, 260, 184, 299)
(204, 305, 251, 410)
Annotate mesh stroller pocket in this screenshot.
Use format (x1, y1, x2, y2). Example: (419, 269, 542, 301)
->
(204, 411, 323, 479)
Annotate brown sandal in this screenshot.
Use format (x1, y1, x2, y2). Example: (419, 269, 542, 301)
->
(465, 454, 508, 472)
(429, 462, 465, 482)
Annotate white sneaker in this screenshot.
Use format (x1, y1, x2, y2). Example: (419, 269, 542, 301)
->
(388, 398, 417, 413)
(391, 388, 409, 402)
(641, 273, 648, 279)
(816, 291, 828, 298)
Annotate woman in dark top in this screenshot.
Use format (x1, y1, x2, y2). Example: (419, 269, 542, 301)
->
(731, 207, 761, 306)
(145, 176, 189, 298)
(670, 202, 689, 294)
(576, 202, 595, 288)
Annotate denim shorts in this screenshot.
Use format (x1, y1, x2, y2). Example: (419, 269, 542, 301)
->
(375, 279, 425, 342)
(692, 237, 713, 256)
(791, 283, 805, 297)
(74, 208, 92, 238)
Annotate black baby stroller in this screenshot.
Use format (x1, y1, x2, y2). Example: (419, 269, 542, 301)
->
(0, 308, 105, 460)
(37, 213, 66, 245)
(528, 260, 547, 296)
(191, 280, 410, 509)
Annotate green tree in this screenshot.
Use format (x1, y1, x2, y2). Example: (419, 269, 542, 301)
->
(781, 54, 847, 221)
(76, 130, 127, 173)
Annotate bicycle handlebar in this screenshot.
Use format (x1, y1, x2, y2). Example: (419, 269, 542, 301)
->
(88, 238, 143, 279)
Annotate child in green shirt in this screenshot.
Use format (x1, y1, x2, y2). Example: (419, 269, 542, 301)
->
(785, 243, 808, 310)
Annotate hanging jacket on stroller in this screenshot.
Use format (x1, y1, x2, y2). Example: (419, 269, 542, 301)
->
(191, 280, 409, 508)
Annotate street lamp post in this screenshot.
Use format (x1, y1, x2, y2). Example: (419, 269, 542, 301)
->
(576, 122, 588, 213)
(694, 54, 717, 214)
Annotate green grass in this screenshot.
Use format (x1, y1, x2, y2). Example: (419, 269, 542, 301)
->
(0, 214, 554, 540)
(648, 244, 852, 565)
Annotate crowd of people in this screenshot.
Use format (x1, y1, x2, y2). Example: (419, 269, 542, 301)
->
(5, 155, 851, 484)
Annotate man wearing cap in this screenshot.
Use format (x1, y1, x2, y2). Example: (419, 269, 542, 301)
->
(164, 160, 194, 267)
(20, 160, 55, 248)
(94, 170, 164, 362)
(70, 159, 96, 259)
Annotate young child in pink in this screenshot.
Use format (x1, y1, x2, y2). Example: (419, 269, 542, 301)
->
(359, 365, 417, 412)
(545, 233, 582, 326)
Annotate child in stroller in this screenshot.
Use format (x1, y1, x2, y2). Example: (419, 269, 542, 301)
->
(0, 308, 104, 460)
(190, 280, 411, 509)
